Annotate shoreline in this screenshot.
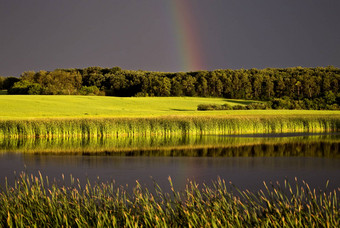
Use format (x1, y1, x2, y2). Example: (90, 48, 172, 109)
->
(1, 115, 339, 138)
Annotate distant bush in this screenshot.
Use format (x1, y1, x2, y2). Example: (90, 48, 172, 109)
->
(0, 76, 4, 90)
(3, 77, 20, 90)
(270, 97, 294, 109)
(8, 80, 42, 95)
(196, 100, 340, 111)
(27, 83, 43, 95)
(336, 93, 340, 106)
(79, 86, 103, 96)
(197, 103, 233, 111)
(198, 104, 222, 111)
(245, 103, 270, 110)
(232, 105, 247, 110)
(197, 103, 268, 111)
(269, 97, 339, 110)
(221, 104, 233, 110)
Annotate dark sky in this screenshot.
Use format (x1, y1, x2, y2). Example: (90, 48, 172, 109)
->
(1, 0, 339, 76)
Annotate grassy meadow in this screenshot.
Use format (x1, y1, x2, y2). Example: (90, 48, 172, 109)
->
(0, 95, 255, 119)
(1, 95, 340, 119)
(0, 95, 339, 138)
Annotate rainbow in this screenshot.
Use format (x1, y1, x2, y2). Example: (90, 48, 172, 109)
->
(166, 0, 205, 72)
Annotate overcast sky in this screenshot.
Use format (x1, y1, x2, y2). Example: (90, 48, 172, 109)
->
(1, 0, 339, 76)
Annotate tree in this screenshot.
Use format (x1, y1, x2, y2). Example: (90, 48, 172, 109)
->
(262, 75, 274, 100)
(252, 74, 263, 99)
(8, 80, 42, 94)
(182, 75, 197, 96)
(171, 73, 185, 96)
(324, 91, 336, 105)
(196, 75, 208, 97)
(158, 77, 171, 96)
(275, 76, 285, 98)
(3, 77, 20, 90)
(0, 76, 4, 90)
(209, 71, 224, 97)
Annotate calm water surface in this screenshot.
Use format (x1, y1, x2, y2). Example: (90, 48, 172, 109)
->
(0, 133, 339, 192)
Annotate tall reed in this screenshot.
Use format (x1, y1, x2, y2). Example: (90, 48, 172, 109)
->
(1, 115, 339, 138)
(0, 173, 338, 227)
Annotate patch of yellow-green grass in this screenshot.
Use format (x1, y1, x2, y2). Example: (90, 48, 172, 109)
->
(1, 172, 339, 227)
(0, 95, 339, 120)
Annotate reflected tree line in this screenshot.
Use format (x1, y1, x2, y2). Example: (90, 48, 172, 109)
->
(0, 66, 339, 109)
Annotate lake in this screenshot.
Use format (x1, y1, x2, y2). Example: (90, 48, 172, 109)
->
(0, 133, 339, 193)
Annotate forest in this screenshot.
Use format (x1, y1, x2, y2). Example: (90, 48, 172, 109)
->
(0, 66, 339, 109)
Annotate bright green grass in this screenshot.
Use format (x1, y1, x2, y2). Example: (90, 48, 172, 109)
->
(0, 95, 339, 119)
(1, 96, 339, 138)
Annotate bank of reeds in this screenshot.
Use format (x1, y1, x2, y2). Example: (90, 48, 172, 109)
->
(1, 115, 339, 138)
(0, 173, 338, 227)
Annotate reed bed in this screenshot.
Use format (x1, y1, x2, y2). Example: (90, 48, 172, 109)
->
(0, 172, 338, 227)
(0, 115, 339, 139)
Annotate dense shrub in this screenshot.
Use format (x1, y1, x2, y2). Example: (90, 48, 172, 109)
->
(270, 97, 339, 110)
(3, 77, 20, 90)
(0, 76, 4, 90)
(79, 86, 103, 96)
(197, 103, 233, 111)
(8, 80, 42, 95)
(232, 105, 247, 110)
(221, 103, 233, 110)
(271, 97, 294, 109)
(198, 99, 339, 111)
(197, 103, 268, 111)
(245, 103, 270, 110)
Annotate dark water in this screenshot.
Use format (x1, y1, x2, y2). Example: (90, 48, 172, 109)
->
(0, 133, 339, 192)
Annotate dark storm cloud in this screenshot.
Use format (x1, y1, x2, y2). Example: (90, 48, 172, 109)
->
(0, 0, 339, 76)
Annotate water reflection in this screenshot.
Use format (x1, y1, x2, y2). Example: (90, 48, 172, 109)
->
(0, 133, 339, 192)
(1, 133, 339, 157)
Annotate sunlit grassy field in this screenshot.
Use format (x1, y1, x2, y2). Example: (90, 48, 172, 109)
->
(0, 95, 339, 137)
(1, 95, 339, 119)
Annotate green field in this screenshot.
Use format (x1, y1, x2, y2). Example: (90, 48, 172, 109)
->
(1, 95, 339, 119)
(0, 95, 339, 138)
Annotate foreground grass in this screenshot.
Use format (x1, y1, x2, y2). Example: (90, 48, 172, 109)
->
(0, 173, 338, 227)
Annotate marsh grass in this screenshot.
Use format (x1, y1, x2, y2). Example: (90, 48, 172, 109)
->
(0, 173, 338, 227)
(0, 116, 339, 139)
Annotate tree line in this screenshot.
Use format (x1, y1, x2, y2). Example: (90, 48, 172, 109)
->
(0, 66, 339, 109)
